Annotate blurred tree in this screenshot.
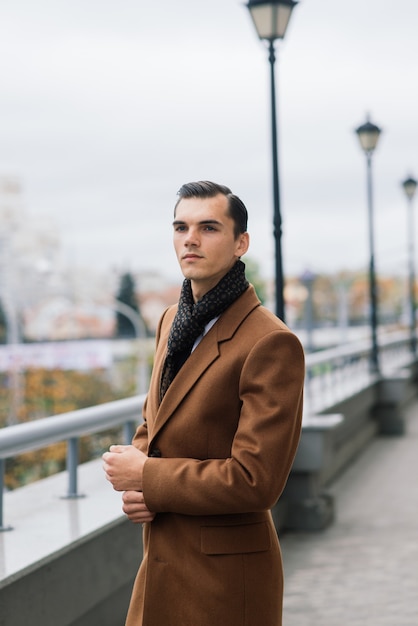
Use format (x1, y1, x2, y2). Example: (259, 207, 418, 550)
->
(244, 256, 267, 304)
(115, 272, 140, 338)
(312, 274, 337, 323)
(4, 367, 132, 489)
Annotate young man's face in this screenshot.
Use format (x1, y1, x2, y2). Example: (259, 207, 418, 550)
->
(173, 193, 249, 301)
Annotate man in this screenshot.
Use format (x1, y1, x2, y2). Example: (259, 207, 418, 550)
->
(103, 181, 305, 626)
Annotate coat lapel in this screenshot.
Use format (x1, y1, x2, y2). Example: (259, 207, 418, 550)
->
(147, 285, 260, 446)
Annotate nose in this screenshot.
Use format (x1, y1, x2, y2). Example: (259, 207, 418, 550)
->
(184, 226, 200, 247)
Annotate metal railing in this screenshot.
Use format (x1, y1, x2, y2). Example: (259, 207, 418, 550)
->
(304, 330, 412, 414)
(0, 330, 414, 531)
(0, 395, 145, 530)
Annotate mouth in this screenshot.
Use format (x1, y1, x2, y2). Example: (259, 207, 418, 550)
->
(182, 253, 202, 261)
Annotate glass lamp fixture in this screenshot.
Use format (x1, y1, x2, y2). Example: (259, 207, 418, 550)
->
(355, 117, 382, 154)
(246, 0, 298, 41)
(402, 176, 418, 200)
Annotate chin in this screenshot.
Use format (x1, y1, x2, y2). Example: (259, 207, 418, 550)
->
(180, 264, 200, 278)
(180, 267, 195, 278)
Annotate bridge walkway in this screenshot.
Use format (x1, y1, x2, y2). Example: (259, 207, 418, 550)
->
(281, 398, 418, 625)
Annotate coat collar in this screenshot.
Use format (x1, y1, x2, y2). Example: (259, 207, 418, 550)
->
(147, 285, 260, 445)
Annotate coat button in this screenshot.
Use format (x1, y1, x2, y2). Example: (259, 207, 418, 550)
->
(149, 448, 162, 458)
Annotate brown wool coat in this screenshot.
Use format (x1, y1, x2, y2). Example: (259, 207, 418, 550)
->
(126, 285, 305, 626)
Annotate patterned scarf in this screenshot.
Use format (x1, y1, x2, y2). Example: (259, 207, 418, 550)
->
(159, 260, 249, 400)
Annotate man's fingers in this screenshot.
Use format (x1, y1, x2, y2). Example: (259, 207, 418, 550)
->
(109, 444, 128, 453)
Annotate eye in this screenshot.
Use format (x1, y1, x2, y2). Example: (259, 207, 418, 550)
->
(174, 224, 187, 232)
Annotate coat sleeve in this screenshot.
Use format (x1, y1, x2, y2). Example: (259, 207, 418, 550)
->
(142, 329, 305, 516)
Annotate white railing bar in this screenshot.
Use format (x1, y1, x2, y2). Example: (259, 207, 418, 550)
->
(0, 394, 145, 460)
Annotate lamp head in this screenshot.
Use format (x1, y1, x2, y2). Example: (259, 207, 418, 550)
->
(402, 176, 418, 201)
(246, 0, 298, 41)
(355, 116, 382, 155)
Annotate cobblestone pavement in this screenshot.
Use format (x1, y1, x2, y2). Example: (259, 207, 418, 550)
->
(280, 401, 418, 626)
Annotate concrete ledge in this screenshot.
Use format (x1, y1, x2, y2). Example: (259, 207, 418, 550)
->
(373, 370, 417, 435)
(292, 414, 344, 472)
(281, 414, 344, 531)
(0, 459, 142, 626)
(0, 518, 141, 626)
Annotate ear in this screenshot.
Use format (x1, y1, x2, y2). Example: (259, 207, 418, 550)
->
(235, 232, 250, 258)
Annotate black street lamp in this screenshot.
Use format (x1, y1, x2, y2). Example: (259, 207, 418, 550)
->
(402, 175, 418, 355)
(355, 116, 382, 375)
(246, 0, 298, 321)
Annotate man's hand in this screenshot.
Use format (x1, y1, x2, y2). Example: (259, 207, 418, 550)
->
(102, 444, 147, 492)
(122, 490, 156, 524)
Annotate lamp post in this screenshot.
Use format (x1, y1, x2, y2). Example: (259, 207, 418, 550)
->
(246, 0, 298, 321)
(402, 175, 418, 355)
(355, 116, 382, 375)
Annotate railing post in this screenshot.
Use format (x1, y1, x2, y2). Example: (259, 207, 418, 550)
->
(123, 421, 136, 444)
(0, 458, 13, 531)
(63, 437, 85, 499)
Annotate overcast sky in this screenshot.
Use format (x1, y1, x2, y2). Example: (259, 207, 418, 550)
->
(1, 0, 417, 284)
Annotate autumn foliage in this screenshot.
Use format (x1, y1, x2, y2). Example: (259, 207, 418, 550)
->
(1, 367, 137, 490)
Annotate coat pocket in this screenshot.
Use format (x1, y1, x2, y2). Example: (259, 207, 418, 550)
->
(200, 521, 272, 555)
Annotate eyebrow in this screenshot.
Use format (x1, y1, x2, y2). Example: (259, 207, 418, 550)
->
(172, 219, 223, 227)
